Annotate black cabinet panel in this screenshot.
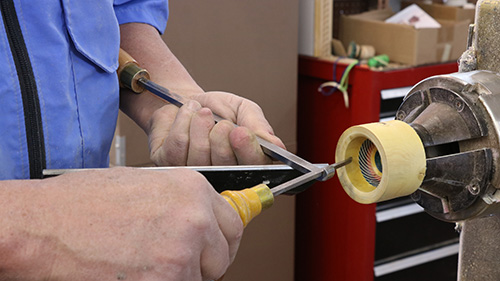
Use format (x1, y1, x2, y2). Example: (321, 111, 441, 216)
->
(375, 254, 458, 281)
(375, 212, 458, 260)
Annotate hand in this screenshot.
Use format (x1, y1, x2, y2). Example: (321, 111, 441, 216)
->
(1, 167, 242, 281)
(148, 91, 286, 166)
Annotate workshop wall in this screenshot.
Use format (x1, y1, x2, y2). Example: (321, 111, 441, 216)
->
(111, 1, 299, 281)
(163, 2, 299, 281)
(163, 1, 299, 153)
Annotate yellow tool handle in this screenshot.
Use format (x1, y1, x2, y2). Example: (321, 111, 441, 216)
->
(221, 184, 274, 227)
(217, 184, 274, 281)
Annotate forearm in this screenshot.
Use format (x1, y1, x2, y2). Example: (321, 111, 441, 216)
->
(1, 168, 242, 281)
(119, 23, 205, 133)
(0, 180, 54, 280)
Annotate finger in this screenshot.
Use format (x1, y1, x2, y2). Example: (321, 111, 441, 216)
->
(235, 107, 287, 151)
(187, 108, 215, 166)
(199, 227, 232, 280)
(160, 100, 202, 165)
(199, 194, 243, 279)
(209, 120, 238, 165)
(148, 104, 177, 165)
(212, 194, 244, 262)
(175, 173, 239, 280)
(191, 92, 238, 122)
(193, 92, 286, 150)
(229, 126, 270, 165)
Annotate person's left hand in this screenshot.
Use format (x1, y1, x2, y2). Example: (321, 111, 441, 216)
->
(147, 91, 285, 166)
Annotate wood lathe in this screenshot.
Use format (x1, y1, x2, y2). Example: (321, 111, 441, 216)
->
(335, 1, 500, 280)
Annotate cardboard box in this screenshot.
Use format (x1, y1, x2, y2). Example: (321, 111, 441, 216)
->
(402, 1, 475, 22)
(339, 9, 470, 65)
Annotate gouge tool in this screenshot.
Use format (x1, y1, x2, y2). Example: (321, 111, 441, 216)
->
(220, 158, 351, 226)
(115, 49, 352, 225)
(44, 159, 350, 227)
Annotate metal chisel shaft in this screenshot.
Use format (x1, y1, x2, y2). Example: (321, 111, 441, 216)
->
(220, 157, 351, 227)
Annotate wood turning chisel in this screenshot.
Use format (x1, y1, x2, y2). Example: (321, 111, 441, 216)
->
(116, 49, 352, 226)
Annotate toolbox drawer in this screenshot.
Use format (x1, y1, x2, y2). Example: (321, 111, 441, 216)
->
(375, 254, 458, 281)
(375, 199, 458, 261)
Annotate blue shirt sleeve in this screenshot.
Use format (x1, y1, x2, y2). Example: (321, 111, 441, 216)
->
(114, 0, 169, 34)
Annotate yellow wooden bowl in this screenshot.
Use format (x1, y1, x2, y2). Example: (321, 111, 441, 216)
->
(335, 120, 427, 204)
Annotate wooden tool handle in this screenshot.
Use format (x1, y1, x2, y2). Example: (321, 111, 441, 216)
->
(117, 48, 150, 93)
(117, 49, 137, 78)
(221, 184, 274, 227)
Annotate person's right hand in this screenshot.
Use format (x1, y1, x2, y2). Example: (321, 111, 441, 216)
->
(0, 167, 243, 281)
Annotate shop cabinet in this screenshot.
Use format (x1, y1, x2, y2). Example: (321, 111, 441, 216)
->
(296, 55, 459, 281)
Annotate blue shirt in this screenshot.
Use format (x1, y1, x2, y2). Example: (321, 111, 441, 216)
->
(0, 0, 168, 179)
